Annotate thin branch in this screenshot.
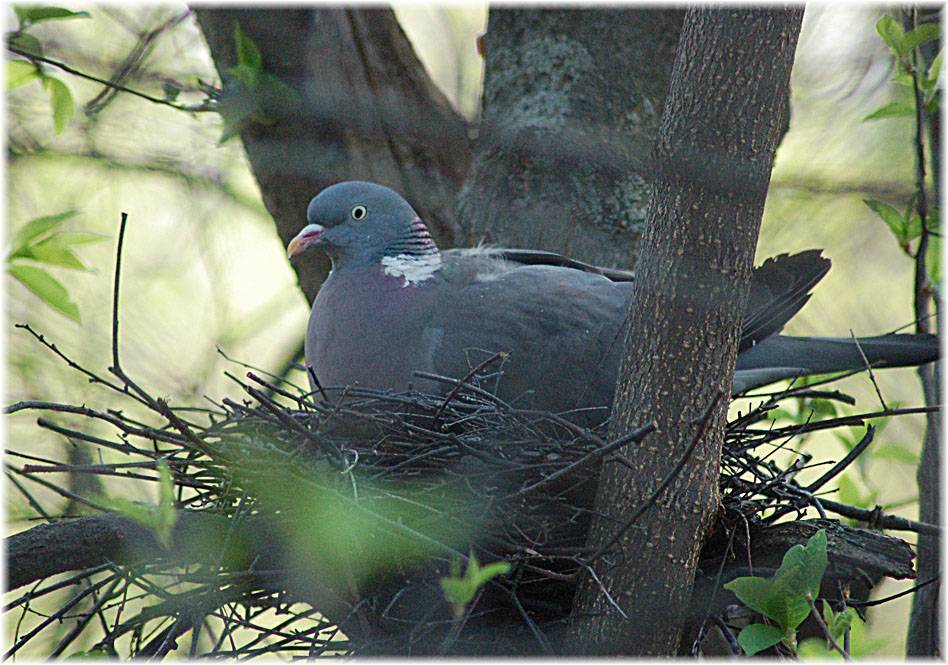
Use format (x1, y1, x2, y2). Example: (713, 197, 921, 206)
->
(85, 9, 192, 115)
(807, 594, 851, 660)
(4, 575, 116, 658)
(848, 332, 888, 411)
(818, 497, 940, 536)
(804, 425, 875, 493)
(11, 323, 151, 409)
(6, 46, 214, 113)
(432, 351, 508, 427)
(848, 576, 939, 608)
(110, 212, 129, 377)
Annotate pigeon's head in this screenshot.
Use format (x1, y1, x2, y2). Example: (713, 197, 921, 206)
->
(288, 181, 438, 268)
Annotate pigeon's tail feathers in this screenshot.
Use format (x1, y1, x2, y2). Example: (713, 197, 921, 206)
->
(733, 333, 940, 393)
(740, 250, 831, 351)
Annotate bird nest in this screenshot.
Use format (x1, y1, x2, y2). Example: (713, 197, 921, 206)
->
(4, 219, 933, 658)
(5, 319, 931, 657)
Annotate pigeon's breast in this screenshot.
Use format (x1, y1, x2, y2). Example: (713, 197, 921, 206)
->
(305, 267, 437, 394)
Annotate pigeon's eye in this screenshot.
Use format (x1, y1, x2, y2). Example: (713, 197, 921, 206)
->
(351, 205, 367, 221)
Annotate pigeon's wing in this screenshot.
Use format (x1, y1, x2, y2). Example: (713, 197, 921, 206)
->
(450, 248, 831, 350)
(445, 247, 636, 282)
(425, 254, 633, 422)
(740, 250, 831, 351)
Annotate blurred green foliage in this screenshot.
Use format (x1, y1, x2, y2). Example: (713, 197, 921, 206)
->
(244, 466, 481, 591)
(218, 23, 301, 143)
(98, 461, 177, 548)
(441, 553, 511, 620)
(799, 610, 889, 659)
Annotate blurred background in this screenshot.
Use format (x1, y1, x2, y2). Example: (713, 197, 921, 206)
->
(5, 4, 935, 656)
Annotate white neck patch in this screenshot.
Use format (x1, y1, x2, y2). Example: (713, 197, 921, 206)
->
(381, 253, 442, 287)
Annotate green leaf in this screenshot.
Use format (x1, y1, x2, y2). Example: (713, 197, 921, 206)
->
(798, 637, 842, 660)
(155, 461, 178, 548)
(902, 23, 941, 53)
(822, 601, 858, 642)
(892, 70, 914, 88)
(6, 59, 39, 91)
(228, 63, 258, 91)
(43, 230, 107, 246)
(441, 553, 511, 620)
(727, 530, 828, 633)
(44, 76, 74, 134)
(863, 100, 915, 122)
(797, 529, 828, 598)
(258, 71, 303, 114)
(864, 199, 912, 244)
(800, 607, 884, 659)
(217, 75, 257, 142)
(737, 623, 786, 656)
(926, 234, 941, 284)
(926, 208, 941, 233)
(14, 239, 88, 270)
(724, 576, 775, 618)
(872, 443, 919, 465)
(768, 407, 801, 424)
(233, 22, 262, 81)
(99, 497, 159, 530)
(9, 210, 77, 252)
(764, 532, 826, 630)
(906, 215, 923, 241)
(14, 6, 90, 27)
(876, 15, 906, 55)
(218, 106, 252, 143)
(7, 263, 80, 321)
(162, 80, 181, 102)
(847, 610, 889, 657)
(8, 31, 43, 57)
(926, 49, 943, 96)
(837, 474, 869, 508)
(99, 461, 177, 548)
(760, 581, 811, 632)
(219, 25, 300, 143)
(806, 396, 838, 421)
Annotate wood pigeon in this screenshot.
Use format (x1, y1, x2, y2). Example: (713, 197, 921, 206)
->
(288, 181, 939, 422)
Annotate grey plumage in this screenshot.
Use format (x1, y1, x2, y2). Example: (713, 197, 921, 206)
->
(288, 181, 939, 423)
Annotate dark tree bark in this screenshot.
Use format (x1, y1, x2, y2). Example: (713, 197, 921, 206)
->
(457, 9, 683, 267)
(568, 8, 804, 655)
(194, 8, 470, 303)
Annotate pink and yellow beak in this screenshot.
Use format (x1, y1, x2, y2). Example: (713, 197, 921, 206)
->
(287, 224, 325, 260)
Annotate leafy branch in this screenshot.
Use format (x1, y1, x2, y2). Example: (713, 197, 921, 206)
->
(6, 210, 107, 321)
(862, 13, 942, 286)
(724, 529, 829, 656)
(7, 12, 302, 142)
(6, 45, 217, 115)
(6, 5, 216, 118)
(5, 5, 92, 133)
(216, 23, 302, 142)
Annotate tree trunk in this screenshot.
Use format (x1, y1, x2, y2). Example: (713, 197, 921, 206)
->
(194, 8, 470, 303)
(457, 9, 683, 267)
(568, 7, 803, 655)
